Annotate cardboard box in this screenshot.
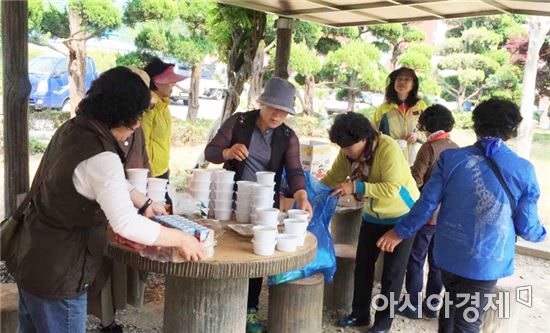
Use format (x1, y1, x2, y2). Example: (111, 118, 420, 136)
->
(300, 139, 332, 179)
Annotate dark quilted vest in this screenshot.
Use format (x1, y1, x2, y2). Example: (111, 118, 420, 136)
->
(13, 115, 119, 298)
(223, 110, 291, 208)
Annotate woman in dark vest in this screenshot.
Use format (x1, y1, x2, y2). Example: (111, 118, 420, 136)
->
(205, 77, 312, 333)
(10, 66, 204, 333)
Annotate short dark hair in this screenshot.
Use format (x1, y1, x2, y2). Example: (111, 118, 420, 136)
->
(417, 104, 455, 133)
(472, 98, 522, 140)
(77, 66, 150, 129)
(385, 67, 420, 106)
(143, 57, 173, 90)
(329, 112, 379, 148)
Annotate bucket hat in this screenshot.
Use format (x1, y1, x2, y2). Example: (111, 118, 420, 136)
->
(258, 77, 296, 115)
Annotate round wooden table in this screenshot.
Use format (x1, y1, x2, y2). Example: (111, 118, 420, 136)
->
(107, 221, 317, 333)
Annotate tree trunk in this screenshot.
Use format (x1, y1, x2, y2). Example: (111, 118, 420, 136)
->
(539, 95, 550, 129)
(274, 18, 294, 80)
(390, 44, 399, 71)
(187, 63, 201, 121)
(456, 86, 466, 112)
(517, 17, 550, 158)
(347, 90, 356, 112)
(220, 11, 266, 122)
(303, 74, 315, 115)
(2, 0, 30, 217)
(248, 41, 265, 110)
(66, 8, 88, 118)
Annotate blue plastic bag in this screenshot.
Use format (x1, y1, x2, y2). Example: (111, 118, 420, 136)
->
(268, 171, 338, 285)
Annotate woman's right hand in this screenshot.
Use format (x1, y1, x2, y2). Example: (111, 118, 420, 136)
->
(223, 143, 249, 161)
(175, 232, 204, 262)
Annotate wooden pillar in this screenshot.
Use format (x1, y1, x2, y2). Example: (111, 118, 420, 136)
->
(164, 276, 248, 333)
(268, 273, 324, 333)
(274, 17, 295, 79)
(2, 0, 30, 217)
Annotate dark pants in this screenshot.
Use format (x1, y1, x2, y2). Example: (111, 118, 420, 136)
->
(438, 271, 497, 333)
(405, 224, 442, 305)
(157, 170, 172, 206)
(351, 221, 415, 329)
(248, 278, 263, 309)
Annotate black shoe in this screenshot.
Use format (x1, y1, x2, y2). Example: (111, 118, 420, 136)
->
(367, 328, 389, 333)
(422, 302, 439, 319)
(396, 302, 421, 319)
(367, 321, 391, 333)
(100, 322, 123, 333)
(337, 314, 370, 327)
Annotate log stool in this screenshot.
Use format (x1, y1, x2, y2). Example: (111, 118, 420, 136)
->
(330, 207, 363, 246)
(324, 244, 356, 312)
(268, 273, 324, 333)
(1, 283, 19, 333)
(480, 275, 530, 333)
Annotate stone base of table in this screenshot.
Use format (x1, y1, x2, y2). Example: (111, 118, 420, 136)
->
(268, 273, 324, 333)
(164, 276, 247, 333)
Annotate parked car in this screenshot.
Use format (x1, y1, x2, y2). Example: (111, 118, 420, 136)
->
(170, 67, 227, 104)
(28, 55, 99, 111)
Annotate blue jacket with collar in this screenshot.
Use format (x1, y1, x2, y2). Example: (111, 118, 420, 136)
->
(395, 142, 546, 280)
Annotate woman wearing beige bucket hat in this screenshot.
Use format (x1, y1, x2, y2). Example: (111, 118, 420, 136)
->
(205, 76, 312, 333)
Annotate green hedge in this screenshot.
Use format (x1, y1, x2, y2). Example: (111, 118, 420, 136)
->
(451, 111, 473, 129)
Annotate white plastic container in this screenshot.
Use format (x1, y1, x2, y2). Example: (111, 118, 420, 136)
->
(287, 209, 309, 221)
(255, 208, 280, 225)
(147, 178, 168, 190)
(236, 180, 256, 194)
(252, 196, 274, 208)
(234, 210, 250, 223)
(236, 192, 252, 202)
(254, 184, 275, 198)
(147, 189, 166, 201)
(276, 234, 300, 252)
(214, 208, 232, 220)
(214, 181, 234, 192)
(126, 168, 149, 181)
(191, 190, 210, 202)
(252, 225, 278, 242)
(214, 199, 233, 210)
(189, 180, 211, 192)
(252, 239, 276, 256)
(129, 180, 147, 194)
(213, 190, 234, 201)
(284, 218, 308, 235)
(214, 170, 235, 182)
(192, 169, 213, 181)
(255, 171, 275, 185)
(235, 202, 251, 212)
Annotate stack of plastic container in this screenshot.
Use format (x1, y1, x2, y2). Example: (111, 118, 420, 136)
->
(147, 178, 169, 204)
(250, 171, 276, 224)
(190, 169, 213, 208)
(211, 170, 235, 220)
(234, 181, 256, 223)
(126, 168, 149, 194)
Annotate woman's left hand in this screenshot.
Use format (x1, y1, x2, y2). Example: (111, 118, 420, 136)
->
(144, 202, 167, 218)
(293, 189, 313, 220)
(331, 180, 354, 197)
(376, 229, 403, 253)
(406, 132, 418, 144)
(296, 199, 313, 221)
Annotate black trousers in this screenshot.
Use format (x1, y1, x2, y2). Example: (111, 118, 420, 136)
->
(351, 221, 415, 329)
(248, 278, 263, 309)
(438, 271, 497, 333)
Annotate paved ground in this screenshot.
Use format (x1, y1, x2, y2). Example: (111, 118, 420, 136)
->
(78, 254, 550, 333)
